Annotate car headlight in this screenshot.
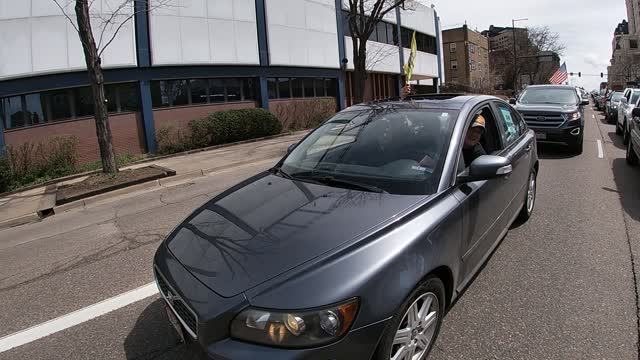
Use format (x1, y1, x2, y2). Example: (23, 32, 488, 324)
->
(230, 298, 359, 348)
(564, 112, 581, 121)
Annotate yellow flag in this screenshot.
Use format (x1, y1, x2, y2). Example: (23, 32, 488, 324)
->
(403, 31, 417, 85)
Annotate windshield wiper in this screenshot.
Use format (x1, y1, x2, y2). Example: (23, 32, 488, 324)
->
(294, 174, 387, 193)
(270, 166, 294, 180)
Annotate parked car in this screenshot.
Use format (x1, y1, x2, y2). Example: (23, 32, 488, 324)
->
(153, 95, 539, 360)
(605, 91, 624, 123)
(627, 106, 640, 165)
(617, 88, 640, 143)
(511, 84, 588, 154)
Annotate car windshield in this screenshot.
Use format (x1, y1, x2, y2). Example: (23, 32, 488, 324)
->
(518, 88, 578, 105)
(280, 108, 457, 196)
(612, 93, 623, 101)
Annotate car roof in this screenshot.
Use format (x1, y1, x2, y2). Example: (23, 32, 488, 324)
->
(345, 94, 498, 111)
(523, 85, 577, 90)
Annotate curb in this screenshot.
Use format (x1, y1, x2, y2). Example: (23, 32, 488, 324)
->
(0, 130, 308, 197)
(0, 213, 41, 231)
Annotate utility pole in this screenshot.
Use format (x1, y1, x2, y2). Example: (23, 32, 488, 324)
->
(512, 18, 528, 93)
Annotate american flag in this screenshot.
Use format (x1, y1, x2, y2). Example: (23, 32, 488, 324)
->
(549, 62, 568, 84)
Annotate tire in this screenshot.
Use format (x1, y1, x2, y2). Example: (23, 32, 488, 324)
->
(627, 139, 638, 166)
(624, 122, 630, 145)
(617, 120, 624, 135)
(517, 169, 537, 223)
(372, 277, 446, 360)
(570, 135, 584, 155)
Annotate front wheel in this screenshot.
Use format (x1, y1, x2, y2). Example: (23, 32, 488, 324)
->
(372, 277, 445, 360)
(517, 169, 537, 223)
(616, 120, 623, 135)
(569, 134, 584, 155)
(624, 123, 630, 145)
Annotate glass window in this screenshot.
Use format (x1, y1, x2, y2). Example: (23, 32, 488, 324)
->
(631, 40, 638, 49)
(450, 43, 456, 52)
(2, 96, 24, 129)
(267, 78, 278, 99)
(226, 79, 242, 102)
(392, 24, 399, 45)
(190, 79, 209, 104)
(376, 22, 387, 44)
(401, 28, 412, 49)
(314, 78, 325, 97)
(24, 93, 45, 125)
(105, 85, 119, 112)
(281, 109, 457, 195)
(291, 78, 304, 98)
(209, 79, 226, 103)
(75, 87, 94, 117)
(151, 81, 171, 108)
(304, 78, 315, 97)
(451, 61, 458, 70)
(325, 79, 337, 97)
(278, 78, 291, 98)
(46, 90, 73, 121)
(495, 103, 519, 145)
(632, 92, 640, 105)
(243, 78, 256, 100)
(510, 107, 527, 136)
(387, 23, 396, 45)
(518, 88, 579, 105)
(342, 10, 351, 37)
(171, 80, 189, 106)
(117, 83, 140, 112)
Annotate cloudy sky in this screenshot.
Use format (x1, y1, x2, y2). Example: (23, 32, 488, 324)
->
(429, 0, 627, 90)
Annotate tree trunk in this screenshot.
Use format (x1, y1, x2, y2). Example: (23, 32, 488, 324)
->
(352, 37, 368, 104)
(75, 0, 118, 174)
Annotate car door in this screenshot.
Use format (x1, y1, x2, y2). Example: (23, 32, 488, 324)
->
(454, 103, 513, 289)
(492, 101, 534, 217)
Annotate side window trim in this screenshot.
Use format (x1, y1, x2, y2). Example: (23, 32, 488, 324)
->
(491, 101, 520, 150)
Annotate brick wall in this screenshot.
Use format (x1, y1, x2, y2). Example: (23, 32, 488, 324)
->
(4, 113, 145, 164)
(153, 101, 257, 132)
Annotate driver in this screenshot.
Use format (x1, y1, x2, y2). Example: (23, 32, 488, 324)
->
(463, 114, 487, 167)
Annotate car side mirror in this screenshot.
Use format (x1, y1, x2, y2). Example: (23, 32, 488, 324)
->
(632, 107, 640, 118)
(509, 98, 517, 105)
(287, 144, 296, 153)
(580, 100, 589, 106)
(457, 155, 512, 183)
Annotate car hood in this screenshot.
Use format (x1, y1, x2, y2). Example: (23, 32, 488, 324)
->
(165, 172, 426, 298)
(514, 103, 578, 113)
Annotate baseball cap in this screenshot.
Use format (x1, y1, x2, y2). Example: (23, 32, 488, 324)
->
(471, 114, 486, 131)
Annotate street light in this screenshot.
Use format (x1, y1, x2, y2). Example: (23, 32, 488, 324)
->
(512, 18, 528, 92)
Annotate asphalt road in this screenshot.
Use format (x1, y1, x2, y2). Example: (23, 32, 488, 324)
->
(0, 105, 639, 360)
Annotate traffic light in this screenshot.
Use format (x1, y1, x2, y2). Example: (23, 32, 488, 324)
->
(578, 72, 581, 77)
(601, 72, 604, 78)
(570, 72, 574, 76)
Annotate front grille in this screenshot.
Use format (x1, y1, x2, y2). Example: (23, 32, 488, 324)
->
(521, 112, 565, 128)
(154, 268, 198, 338)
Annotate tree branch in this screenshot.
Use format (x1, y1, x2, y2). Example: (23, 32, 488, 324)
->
(97, 0, 131, 50)
(52, 0, 79, 33)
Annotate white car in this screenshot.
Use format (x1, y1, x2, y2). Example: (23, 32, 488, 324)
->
(617, 88, 640, 144)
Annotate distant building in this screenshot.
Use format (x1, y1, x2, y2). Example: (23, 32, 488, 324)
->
(442, 25, 490, 90)
(608, 19, 640, 90)
(481, 25, 529, 90)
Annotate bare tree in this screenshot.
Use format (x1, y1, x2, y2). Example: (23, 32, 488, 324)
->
(612, 54, 640, 85)
(345, 0, 416, 104)
(522, 26, 565, 85)
(52, 0, 171, 174)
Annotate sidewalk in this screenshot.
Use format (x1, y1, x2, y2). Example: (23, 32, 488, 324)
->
(0, 132, 307, 230)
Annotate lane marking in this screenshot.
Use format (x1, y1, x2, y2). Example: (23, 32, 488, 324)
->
(592, 114, 595, 119)
(0, 282, 158, 353)
(597, 139, 604, 158)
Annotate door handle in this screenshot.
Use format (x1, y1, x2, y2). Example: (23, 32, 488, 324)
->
(525, 143, 533, 152)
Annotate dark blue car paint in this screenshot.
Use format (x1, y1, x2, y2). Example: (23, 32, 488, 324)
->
(153, 95, 539, 359)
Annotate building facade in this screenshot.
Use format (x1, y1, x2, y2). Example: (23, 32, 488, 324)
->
(442, 25, 490, 90)
(0, 0, 443, 162)
(608, 19, 640, 90)
(481, 25, 529, 90)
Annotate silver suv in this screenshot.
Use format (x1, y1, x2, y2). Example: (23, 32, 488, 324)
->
(617, 88, 640, 145)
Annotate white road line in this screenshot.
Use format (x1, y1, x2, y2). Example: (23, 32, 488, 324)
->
(0, 282, 158, 353)
(592, 114, 595, 119)
(597, 139, 604, 158)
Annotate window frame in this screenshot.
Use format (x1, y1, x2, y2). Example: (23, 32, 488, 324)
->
(492, 101, 524, 147)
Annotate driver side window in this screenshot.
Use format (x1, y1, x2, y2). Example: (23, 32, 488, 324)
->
(457, 106, 504, 174)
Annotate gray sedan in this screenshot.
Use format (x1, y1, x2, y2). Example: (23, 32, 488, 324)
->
(153, 95, 539, 359)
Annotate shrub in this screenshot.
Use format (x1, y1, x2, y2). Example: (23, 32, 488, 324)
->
(156, 125, 193, 155)
(188, 108, 283, 148)
(271, 98, 336, 132)
(0, 157, 11, 193)
(4, 135, 79, 191)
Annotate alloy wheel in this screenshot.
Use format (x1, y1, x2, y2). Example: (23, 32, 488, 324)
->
(390, 293, 439, 360)
(526, 173, 536, 214)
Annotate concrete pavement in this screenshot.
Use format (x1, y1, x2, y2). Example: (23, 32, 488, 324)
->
(1, 105, 639, 359)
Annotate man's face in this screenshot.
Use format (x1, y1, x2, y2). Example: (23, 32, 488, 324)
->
(464, 127, 483, 149)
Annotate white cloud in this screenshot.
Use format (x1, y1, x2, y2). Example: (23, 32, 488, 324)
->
(431, 0, 626, 89)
